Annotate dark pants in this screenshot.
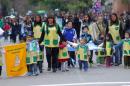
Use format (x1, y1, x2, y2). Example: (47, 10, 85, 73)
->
(27, 65, 31, 73)
(79, 60, 88, 71)
(10, 34, 16, 43)
(0, 66, 2, 76)
(37, 45, 44, 73)
(106, 56, 112, 67)
(46, 47, 59, 70)
(3, 31, 9, 40)
(37, 61, 43, 73)
(89, 50, 93, 64)
(124, 56, 130, 67)
(68, 51, 76, 67)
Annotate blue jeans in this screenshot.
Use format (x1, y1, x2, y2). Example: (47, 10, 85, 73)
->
(114, 42, 123, 65)
(79, 60, 88, 71)
(27, 64, 38, 75)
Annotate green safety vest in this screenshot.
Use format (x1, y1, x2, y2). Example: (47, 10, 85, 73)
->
(106, 41, 112, 56)
(26, 51, 38, 64)
(58, 47, 69, 60)
(33, 22, 45, 39)
(97, 49, 105, 57)
(123, 39, 130, 56)
(109, 24, 121, 44)
(43, 25, 59, 47)
(28, 40, 39, 52)
(77, 45, 88, 61)
(37, 51, 44, 61)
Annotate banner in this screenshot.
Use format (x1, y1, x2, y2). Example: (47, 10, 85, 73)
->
(4, 43, 27, 77)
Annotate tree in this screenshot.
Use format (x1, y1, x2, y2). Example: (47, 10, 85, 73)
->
(0, 0, 10, 16)
(29, 0, 93, 13)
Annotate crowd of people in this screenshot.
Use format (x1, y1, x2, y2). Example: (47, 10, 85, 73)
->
(0, 11, 130, 76)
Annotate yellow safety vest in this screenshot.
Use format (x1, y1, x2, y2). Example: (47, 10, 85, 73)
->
(26, 51, 38, 64)
(123, 40, 130, 56)
(43, 25, 59, 47)
(77, 45, 88, 61)
(97, 49, 105, 57)
(109, 24, 121, 44)
(58, 47, 69, 60)
(37, 51, 44, 61)
(106, 41, 112, 56)
(33, 25, 43, 39)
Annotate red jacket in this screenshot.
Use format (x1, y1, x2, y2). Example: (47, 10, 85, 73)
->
(3, 24, 11, 31)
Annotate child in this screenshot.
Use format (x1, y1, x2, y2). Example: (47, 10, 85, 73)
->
(77, 38, 90, 71)
(123, 32, 130, 68)
(26, 34, 39, 76)
(96, 48, 105, 65)
(80, 26, 93, 43)
(105, 34, 113, 67)
(58, 41, 69, 72)
(69, 38, 90, 71)
(80, 26, 93, 67)
(96, 33, 105, 65)
(3, 22, 11, 41)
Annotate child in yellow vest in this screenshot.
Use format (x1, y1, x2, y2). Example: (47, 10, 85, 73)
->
(123, 32, 130, 68)
(76, 38, 90, 71)
(96, 33, 105, 65)
(58, 41, 69, 72)
(67, 38, 90, 71)
(26, 35, 39, 76)
(105, 34, 113, 67)
(115, 32, 130, 68)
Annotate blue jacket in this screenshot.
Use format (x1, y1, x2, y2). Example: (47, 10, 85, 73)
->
(80, 32, 93, 43)
(62, 28, 77, 42)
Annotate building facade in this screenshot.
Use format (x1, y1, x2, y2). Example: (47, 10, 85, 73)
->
(112, 0, 130, 14)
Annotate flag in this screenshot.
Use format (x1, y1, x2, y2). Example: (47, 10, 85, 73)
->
(4, 43, 27, 77)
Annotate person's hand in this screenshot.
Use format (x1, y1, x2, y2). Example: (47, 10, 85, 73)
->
(75, 51, 78, 55)
(62, 41, 67, 46)
(73, 39, 77, 43)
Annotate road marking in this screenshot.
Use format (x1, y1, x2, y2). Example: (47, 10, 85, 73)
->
(31, 82, 130, 86)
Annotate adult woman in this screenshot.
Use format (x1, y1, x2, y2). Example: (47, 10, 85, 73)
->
(95, 15, 106, 37)
(73, 14, 81, 39)
(39, 16, 65, 72)
(108, 13, 123, 66)
(20, 15, 33, 40)
(10, 17, 20, 43)
(33, 15, 44, 40)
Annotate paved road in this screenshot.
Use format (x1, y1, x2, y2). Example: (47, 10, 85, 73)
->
(0, 39, 130, 86)
(0, 65, 130, 86)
